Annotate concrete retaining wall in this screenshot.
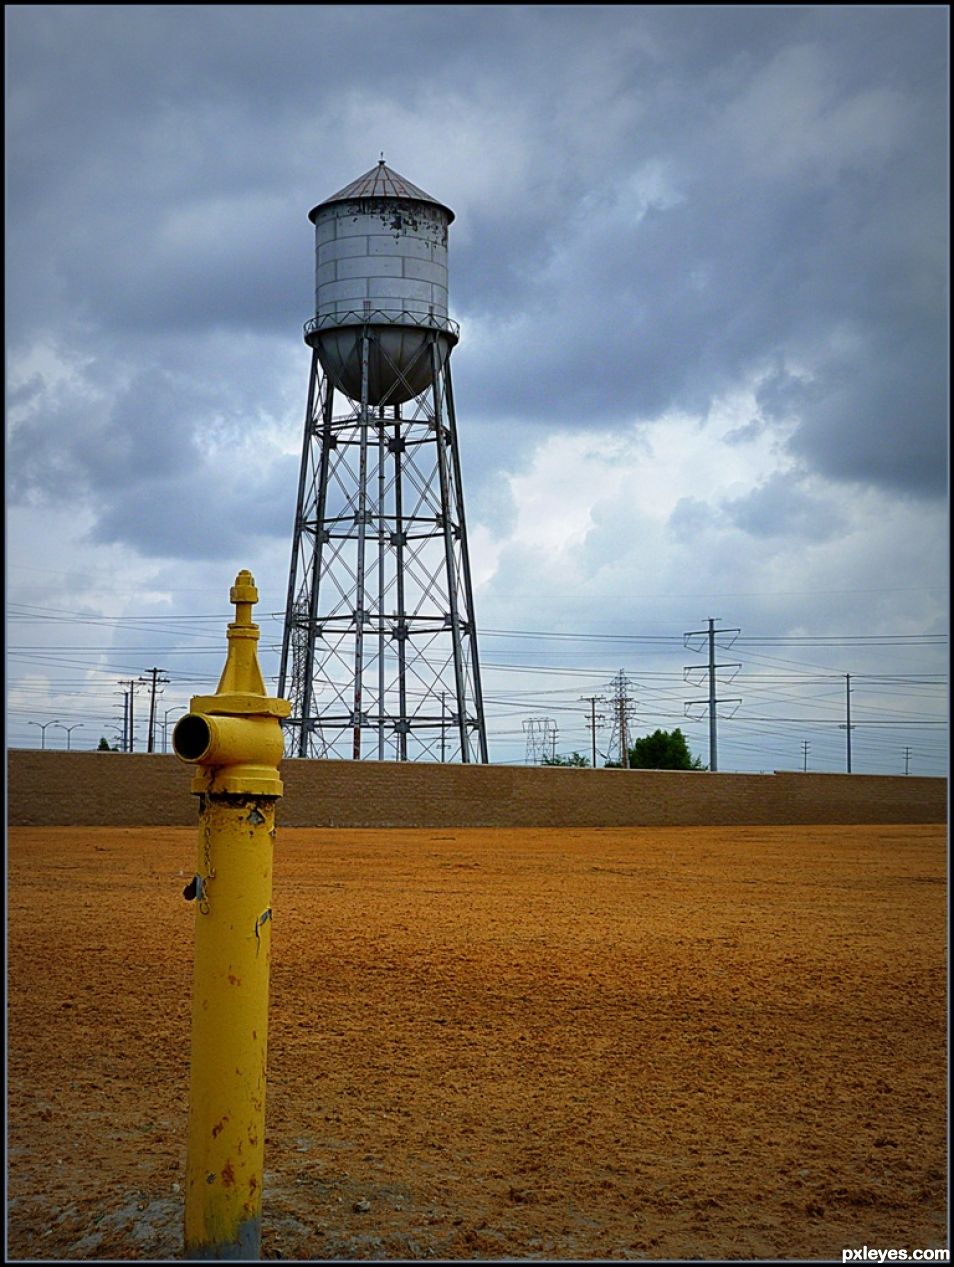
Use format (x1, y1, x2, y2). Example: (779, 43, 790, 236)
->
(7, 749, 947, 828)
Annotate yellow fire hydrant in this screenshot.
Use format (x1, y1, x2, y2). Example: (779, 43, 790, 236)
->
(173, 570, 290, 1260)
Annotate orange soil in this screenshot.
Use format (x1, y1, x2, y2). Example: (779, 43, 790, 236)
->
(6, 823, 948, 1261)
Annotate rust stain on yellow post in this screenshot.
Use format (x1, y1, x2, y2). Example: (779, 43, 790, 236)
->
(174, 570, 290, 1260)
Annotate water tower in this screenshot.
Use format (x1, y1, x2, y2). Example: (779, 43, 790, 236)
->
(278, 159, 488, 762)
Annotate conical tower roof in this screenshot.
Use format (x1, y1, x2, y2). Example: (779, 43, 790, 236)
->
(308, 159, 454, 223)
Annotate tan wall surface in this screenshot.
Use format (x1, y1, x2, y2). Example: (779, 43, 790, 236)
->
(7, 749, 947, 828)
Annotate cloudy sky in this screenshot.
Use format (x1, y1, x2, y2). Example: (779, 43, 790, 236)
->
(6, 4, 949, 773)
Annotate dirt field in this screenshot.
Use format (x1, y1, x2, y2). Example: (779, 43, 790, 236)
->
(6, 823, 948, 1261)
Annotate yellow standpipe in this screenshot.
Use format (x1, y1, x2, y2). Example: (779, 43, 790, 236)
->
(173, 570, 290, 1260)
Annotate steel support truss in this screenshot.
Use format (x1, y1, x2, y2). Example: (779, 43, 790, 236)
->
(279, 327, 488, 762)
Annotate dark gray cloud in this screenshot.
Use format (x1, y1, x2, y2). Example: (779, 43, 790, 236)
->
(90, 452, 299, 560)
(6, 328, 301, 560)
(5, 5, 948, 589)
(722, 471, 847, 541)
(453, 32, 949, 496)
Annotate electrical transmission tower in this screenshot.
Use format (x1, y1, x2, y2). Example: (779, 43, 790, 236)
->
(605, 670, 636, 767)
(683, 618, 741, 772)
(524, 717, 557, 764)
(801, 740, 810, 772)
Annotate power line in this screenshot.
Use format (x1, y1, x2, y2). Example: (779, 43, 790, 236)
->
(8, 604, 947, 644)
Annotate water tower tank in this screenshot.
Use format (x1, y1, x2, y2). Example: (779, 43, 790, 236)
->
(305, 160, 459, 406)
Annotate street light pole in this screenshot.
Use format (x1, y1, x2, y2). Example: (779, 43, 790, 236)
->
(163, 706, 181, 754)
(28, 720, 60, 749)
(57, 723, 84, 750)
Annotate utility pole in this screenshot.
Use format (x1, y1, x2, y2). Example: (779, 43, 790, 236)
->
(838, 673, 855, 773)
(580, 695, 605, 768)
(903, 746, 912, 775)
(118, 680, 141, 751)
(801, 740, 810, 773)
(139, 667, 170, 754)
(683, 619, 741, 773)
(707, 620, 717, 772)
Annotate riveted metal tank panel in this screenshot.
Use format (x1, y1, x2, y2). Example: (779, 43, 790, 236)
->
(313, 200, 449, 322)
(306, 164, 456, 406)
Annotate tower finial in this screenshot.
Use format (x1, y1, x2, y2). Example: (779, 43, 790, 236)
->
(379, 151, 385, 165)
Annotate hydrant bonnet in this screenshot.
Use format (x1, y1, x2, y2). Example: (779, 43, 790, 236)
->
(172, 571, 291, 796)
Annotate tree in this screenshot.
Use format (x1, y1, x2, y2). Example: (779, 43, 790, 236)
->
(542, 751, 590, 767)
(97, 736, 119, 752)
(626, 728, 705, 770)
